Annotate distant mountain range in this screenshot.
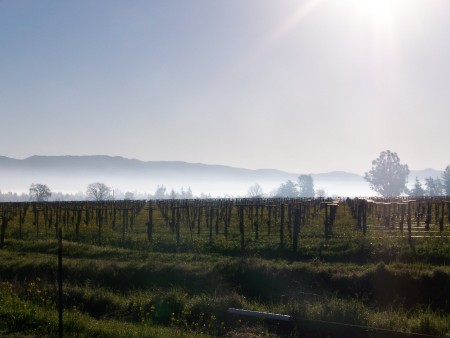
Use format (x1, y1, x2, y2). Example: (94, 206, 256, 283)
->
(0, 155, 444, 197)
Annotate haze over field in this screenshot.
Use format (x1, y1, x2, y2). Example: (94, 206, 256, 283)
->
(0, 1, 449, 185)
(0, 155, 443, 198)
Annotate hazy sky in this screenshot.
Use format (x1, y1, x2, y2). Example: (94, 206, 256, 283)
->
(1, 0, 449, 175)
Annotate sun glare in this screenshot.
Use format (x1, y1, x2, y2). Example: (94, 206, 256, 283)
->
(354, 0, 395, 23)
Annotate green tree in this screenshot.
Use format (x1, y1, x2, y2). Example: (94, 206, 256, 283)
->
(442, 165, 450, 196)
(298, 174, 315, 197)
(276, 180, 298, 197)
(424, 177, 444, 196)
(364, 150, 410, 197)
(29, 183, 52, 201)
(153, 185, 167, 199)
(409, 177, 425, 197)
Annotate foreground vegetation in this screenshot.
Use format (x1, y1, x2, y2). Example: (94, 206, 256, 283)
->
(0, 198, 449, 337)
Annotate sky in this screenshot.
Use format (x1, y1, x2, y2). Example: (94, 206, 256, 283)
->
(1, 0, 449, 175)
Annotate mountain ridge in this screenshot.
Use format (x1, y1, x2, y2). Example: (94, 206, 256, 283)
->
(0, 155, 444, 196)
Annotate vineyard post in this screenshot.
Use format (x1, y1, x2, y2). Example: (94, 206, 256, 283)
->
(267, 206, 272, 235)
(362, 200, 367, 235)
(416, 202, 421, 228)
(329, 204, 338, 236)
(356, 200, 362, 230)
(147, 203, 153, 241)
(122, 208, 127, 243)
(324, 204, 329, 238)
(224, 205, 229, 238)
(176, 207, 181, 247)
(447, 201, 450, 225)
(387, 203, 391, 228)
(55, 206, 60, 240)
(293, 207, 301, 253)
(0, 211, 7, 249)
(287, 204, 292, 238)
(400, 203, 405, 232)
(254, 204, 259, 240)
(434, 200, 440, 224)
(407, 202, 412, 244)
(97, 206, 102, 245)
(239, 205, 245, 250)
(425, 201, 431, 231)
(19, 207, 23, 238)
(209, 207, 213, 245)
(280, 204, 285, 247)
(215, 207, 219, 236)
(439, 201, 444, 232)
(43, 205, 49, 235)
(57, 227, 63, 338)
(34, 204, 39, 239)
(76, 208, 81, 241)
(197, 206, 202, 236)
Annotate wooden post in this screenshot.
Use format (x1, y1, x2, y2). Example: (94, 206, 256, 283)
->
(280, 204, 285, 247)
(57, 227, 63, 338)
(407, 202, 412, 244)
(425, 201, 431, 231)
(76, 209, 81, 241)
(0, 212, 7, 249)
(209, 207, 213, 245)
(239, 205, 245, 250)
(254, 205, 259, 240)
(400, 203, 405, 232)
(362, 200, 367, 235)
(147, 203, 153, 241)
(287, 204, 292, 238)
(122, 209, 127, 243)
(176, 208, 180, 247)
(293, 208, 301, 253)
(34, 205, 39, 239)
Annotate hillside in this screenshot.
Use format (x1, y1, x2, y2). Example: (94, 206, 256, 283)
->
(0, 155, 443, 197)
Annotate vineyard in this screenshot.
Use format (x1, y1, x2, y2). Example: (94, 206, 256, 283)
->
(1, 197, 449, 250)
(0, 197, 449, 337)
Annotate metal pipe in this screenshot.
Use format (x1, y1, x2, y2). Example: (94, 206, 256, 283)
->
(227, 308, 292, 322)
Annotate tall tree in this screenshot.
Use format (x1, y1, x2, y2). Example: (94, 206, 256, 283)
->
(364, 150, 410, 197)
(153, 185, 167, 199)
(86, 182, 111, 201)
(298, 174, 315, 197)
(409, 177, 425, 197)
(424, 177, 444, 196)
(29, 183, 52, 201)
(276, 180, 298, 197)
(442, 165, 450, 196)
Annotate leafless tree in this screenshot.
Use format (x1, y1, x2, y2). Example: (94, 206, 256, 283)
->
(29, 183, 52, 201)
(247, 183, 264, 198)
(86, 182, 111, 201)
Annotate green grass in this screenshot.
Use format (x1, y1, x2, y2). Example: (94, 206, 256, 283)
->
(0, 200, 449, 337)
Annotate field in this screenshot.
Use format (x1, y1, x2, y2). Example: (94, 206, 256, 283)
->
(0, 197, 449, 337)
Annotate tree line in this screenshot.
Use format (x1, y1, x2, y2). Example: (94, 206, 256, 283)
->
(364, 150, 450, 197)
(1, 150, 449, 201)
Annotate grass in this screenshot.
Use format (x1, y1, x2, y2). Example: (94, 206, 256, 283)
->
(0, 200, 449, 336)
